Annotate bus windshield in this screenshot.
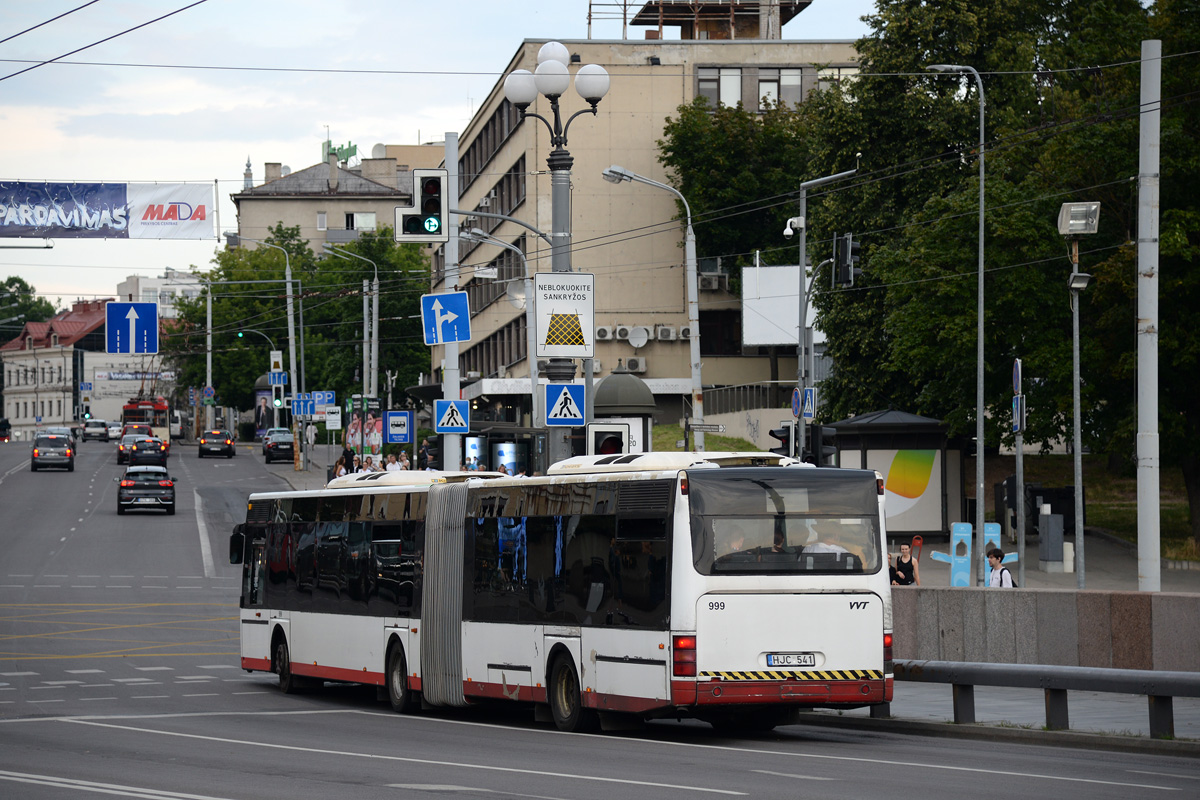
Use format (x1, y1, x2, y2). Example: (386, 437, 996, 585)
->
(688, 468, 882, 575)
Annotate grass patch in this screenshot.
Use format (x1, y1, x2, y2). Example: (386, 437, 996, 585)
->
(652, 425, 756, 453)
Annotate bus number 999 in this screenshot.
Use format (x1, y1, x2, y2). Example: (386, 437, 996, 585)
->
(708, 600, 725, 611)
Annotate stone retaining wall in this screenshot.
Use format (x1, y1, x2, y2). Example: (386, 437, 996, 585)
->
(891, 588, 1200, 672)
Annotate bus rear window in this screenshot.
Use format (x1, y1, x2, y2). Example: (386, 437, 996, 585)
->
(687, 468, 881, 576)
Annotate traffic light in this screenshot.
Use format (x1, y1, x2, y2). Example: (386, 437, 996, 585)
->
(271, 384, 283, 409)
(82, 404, 91, 420)
(426, 435, 443, 470)
(807, 425, 839, 466)
(587, 422, 630, 455)
(834, 233, 862, 287)
(768, 422, 794, 458)
(395, 168, 449, 244)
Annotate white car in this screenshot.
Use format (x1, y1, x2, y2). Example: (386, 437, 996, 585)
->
(107, 422, 123, 440)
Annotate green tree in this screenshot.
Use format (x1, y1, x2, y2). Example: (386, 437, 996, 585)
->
(1, 275, 57, 330)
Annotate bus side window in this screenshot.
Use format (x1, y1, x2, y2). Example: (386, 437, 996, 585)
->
(244, 543, 266, 607)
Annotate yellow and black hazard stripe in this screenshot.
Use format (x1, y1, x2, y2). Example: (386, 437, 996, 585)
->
(699, 669, 883, 681)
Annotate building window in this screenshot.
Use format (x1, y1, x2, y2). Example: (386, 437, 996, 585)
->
(345, 212, 377, 231)
(699, 67, 741, 107)
(699, 309, 743, 356)
(317, 211, 327, 231)
(817, 66, 859, 93)
(142, 289, 156, 303)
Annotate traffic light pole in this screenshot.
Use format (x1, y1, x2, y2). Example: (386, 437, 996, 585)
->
(440, 133, 462, 473)
(792, 169, 855, 460)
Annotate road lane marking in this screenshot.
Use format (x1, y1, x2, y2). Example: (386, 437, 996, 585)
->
(0, 769, 237, 799)
(194, 491, 216, 579)
(752, 770, 834, 781)
(1129, 771, 1200, 781)
(62, 719, 747, 795)
(65, 670, 104, 674)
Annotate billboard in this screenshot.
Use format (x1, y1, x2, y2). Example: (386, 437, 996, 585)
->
(0, 181, 215, 239)
(741, 264, 803, 346)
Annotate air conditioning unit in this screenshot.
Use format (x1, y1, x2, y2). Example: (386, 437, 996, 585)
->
(614, 324, 632, 340)
(656, 326, 677, 341)
(699, 274, 724, 291)
(595, 326, 613, 341)
(591, 360, 603, 374)
(626, 357, 648, 373)
(679, 326, 693, 340)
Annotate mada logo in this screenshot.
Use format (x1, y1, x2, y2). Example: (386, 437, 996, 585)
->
(141, 201, 207, 224)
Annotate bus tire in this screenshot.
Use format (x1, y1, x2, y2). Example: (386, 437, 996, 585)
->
(386, 644, 419, 714)
(275, 636, 300, 694)
(548, 654, 598, 733)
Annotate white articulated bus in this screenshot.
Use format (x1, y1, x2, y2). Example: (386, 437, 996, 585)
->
(229, 452, 893, 732)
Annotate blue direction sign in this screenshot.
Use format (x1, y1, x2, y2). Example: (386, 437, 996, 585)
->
(385, 410, 414, 444)
(434, 399, 469, 433)
(544, 383, 585, 427)
(80, 382, 93, 392)
(105, 302, 158, 354)
(421, 292, 472, 345)
(293, 396, 316, 416)
(312, 390, 336, 408)
(267, 371, 288, 385)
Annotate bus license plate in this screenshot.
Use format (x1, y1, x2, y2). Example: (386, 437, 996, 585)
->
(766, 653, 815, 667)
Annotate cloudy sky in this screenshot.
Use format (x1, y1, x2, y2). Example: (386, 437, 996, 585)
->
(0, 0, 875, 308)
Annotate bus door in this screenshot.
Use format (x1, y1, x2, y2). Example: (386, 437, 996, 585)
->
(240, 536, 273, 668)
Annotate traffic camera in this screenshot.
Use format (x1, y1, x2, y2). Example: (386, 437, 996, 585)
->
(395, 168, 449, 244)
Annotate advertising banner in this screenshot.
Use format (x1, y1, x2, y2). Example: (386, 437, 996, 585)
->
(0, 181, 215, 239)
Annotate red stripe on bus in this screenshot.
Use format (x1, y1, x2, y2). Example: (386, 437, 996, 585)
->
(242, 657, 271, 672)
(291, 662, 386, 686)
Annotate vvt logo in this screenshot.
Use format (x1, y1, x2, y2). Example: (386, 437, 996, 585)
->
(142, 202, 207, 221)
(849, 601, 868, 610)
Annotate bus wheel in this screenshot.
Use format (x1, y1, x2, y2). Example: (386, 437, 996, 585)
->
(548, 654, 598, 733)
(275, 636, 300, 694)
(386, 645, 419, 713)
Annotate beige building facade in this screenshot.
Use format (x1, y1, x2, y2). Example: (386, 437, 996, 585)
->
(431, 35, 857, 423)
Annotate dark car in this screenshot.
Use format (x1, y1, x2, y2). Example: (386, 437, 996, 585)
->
(127, 436, 169, 467)
(31, 434, 74, 472)
(261, 427, 289, 456)
(117, 466, 176, 515)
(198, 429, 236, 458)
(264, 432, 294, 463)
(117, 433, 147, 464)
(82, 419, 109, 442)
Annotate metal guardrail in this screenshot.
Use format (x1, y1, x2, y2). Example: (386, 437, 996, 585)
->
(888, 662, 1200, 743)
(888, 659, 1200, 739)
(704, 381, 794, 415)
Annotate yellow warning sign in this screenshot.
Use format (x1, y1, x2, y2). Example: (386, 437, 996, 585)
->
(544, 312, 586, 348)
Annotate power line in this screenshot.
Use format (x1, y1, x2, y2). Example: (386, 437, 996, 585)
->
(0, 1, 102, 48)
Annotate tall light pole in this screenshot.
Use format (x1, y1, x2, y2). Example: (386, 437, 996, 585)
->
(601, 164, 704, 450)
(784, 169, 856, 460)
(504, 41, 609, 464)
(463, 229, 537, 428)
(929, 62, 986, 585)
(225, 232, 301, 469)
(1059, 201, 1101, 588)
(323, 244, 379, 398)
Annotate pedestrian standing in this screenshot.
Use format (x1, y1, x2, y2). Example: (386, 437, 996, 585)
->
(987, 548, 1015, 587)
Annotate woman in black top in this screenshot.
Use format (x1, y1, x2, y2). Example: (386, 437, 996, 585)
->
(893, 541, 920, 586)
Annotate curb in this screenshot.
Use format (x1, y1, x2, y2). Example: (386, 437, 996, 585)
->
(795, 710, 1200, 757)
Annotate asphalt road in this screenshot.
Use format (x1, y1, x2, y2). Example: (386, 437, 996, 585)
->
(2, 438, 1198, 799)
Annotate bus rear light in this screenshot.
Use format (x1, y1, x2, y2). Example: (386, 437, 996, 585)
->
(883, 633, 893, 670)
(672, 634, 697, 677)
(680, 474, 689, 495)
(877, 477, 885, 495)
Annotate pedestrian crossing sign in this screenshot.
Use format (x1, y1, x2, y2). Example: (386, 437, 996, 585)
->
(545, 383, 585, 427)
(434, 399, 469, 433)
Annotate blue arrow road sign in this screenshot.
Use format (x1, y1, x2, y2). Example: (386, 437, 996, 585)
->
(434, 399, 469, 433)
(385, 410, 414, 444)
(293, 397, 316, 416)
(268, 371, 288, 385)
(80, 382, 93, 392)
(421, 292, 472, 345)
(105, 302, 158, 354)
(545, 383, 586, 427)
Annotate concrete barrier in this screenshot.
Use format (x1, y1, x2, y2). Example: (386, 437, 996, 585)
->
(891, 588, 1200, 672)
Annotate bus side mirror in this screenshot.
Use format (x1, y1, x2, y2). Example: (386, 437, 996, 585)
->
(229, 526, 245, 565)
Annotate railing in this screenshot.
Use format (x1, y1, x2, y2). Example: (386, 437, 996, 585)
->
(703, 381, 795, 415)
(889, 659, 1200, 739)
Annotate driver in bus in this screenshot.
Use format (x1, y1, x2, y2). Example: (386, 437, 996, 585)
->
(802, 519, 851, 554)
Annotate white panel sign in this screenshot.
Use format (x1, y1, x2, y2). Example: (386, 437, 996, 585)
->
(535, 272, 594, 358)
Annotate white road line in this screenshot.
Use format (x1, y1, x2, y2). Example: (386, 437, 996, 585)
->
(0, 769, 237, 799)
(194, 491, 215, 579)
(80, 697, 117, 702)
(135, 667, 174, 671)
(0, 672, 37, 677)
(132, 695, 170, 699)
(753, 770, 834, 781)
(1129, 770, 1200, 781)
(65, 670, 104, 674)
(183, 693, 218, 698)
(62, 719, 747, 796)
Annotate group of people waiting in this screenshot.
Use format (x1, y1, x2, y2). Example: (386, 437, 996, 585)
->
(333, 449, 410, 477)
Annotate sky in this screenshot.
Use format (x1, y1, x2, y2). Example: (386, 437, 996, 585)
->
(0, 0, 875, 309)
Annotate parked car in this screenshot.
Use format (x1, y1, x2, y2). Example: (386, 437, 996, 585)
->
(106, 422, 123, 440)
(128, 436, 169, 467)
(117, 434, 146, 464)
(264, 432, 295, 463)
(82, 419, 109, 442)
(31, 434, 74, 472)
(116, 466, 176, 515)
(198, 429, 236, 458)
(261, 427, 289, 456)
